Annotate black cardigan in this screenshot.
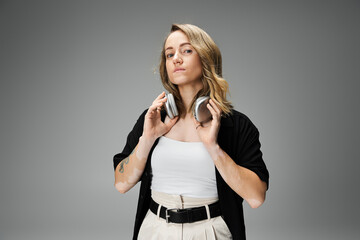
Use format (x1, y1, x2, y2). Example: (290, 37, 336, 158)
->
(113, 109, 269, 240)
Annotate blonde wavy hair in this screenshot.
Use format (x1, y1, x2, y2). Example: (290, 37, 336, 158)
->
(159, 23, 233, 118)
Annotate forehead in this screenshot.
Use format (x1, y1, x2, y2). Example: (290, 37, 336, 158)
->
(164, 30, 190, 49)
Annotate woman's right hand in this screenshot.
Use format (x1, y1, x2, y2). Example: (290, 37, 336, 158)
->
(142, 92, 178, 143)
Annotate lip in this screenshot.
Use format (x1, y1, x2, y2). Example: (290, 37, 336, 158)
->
(174, 68, 185, 73)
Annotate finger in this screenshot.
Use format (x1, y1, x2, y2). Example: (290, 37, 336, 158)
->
(157, 97, 168, 104)
(147, 107, 160, 119)
(149, 102, 164, 112)
(154, 101, 166, 108)
(153, 97, 168, 108)
(155, 91, 166, 100)
(148, 105, 157, 113)
(209, 99, 221, 116)
(165, 116, 179, 129)
(148, 103, 158, 112)
(207, 102, 217, 117)
(207, 104, 221, 125)
(207, 103, 220, 121)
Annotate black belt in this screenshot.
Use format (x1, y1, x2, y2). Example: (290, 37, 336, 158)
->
(149, 198, 222, 224)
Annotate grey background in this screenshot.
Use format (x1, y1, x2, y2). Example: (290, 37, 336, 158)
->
(1, 0, 359, 239)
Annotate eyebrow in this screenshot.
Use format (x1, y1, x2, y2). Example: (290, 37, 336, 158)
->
(165, 42, 191, 51)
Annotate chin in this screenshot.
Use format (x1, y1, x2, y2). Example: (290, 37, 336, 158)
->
(169, 77, 199, 86)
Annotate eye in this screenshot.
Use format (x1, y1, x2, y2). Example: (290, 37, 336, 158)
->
(166, 53, 174, 59)
(183, 49, 193, 54)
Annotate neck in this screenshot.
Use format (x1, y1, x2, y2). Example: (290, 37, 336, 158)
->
(178, 81, 203, 116)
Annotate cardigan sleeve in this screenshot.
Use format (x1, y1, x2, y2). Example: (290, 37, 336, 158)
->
(113, 109, 147, 171)
(235, 117, 269, 190)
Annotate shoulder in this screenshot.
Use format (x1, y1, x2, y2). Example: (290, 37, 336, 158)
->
(223, 109, 260, 134)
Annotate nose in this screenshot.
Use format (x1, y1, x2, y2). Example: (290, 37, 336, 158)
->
(172, 51, 183, 65)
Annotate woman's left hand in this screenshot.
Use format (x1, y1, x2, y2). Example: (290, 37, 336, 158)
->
(193, 99, 222, 147)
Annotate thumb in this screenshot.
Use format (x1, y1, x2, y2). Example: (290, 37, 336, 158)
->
(165, 116, 179, 129)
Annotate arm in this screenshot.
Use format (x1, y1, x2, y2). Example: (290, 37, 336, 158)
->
(194, 99, 268, 208)
(205, 144, 267, 208)
(114, 136, 155, 193)
(113, 92, 178, 193)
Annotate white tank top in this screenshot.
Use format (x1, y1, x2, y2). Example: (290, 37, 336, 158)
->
(150, 136, 218, 198)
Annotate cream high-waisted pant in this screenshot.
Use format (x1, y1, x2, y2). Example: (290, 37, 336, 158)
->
(137, 190, 232, 240)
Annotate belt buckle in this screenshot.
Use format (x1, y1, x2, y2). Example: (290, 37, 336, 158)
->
(165, 208, 180, 223)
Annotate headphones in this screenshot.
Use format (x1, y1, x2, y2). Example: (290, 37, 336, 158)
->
(164, 93, 212, 123)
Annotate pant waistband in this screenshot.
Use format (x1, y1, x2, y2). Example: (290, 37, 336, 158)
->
(151, 190, 219, 209)
(150, 197, 222, 224)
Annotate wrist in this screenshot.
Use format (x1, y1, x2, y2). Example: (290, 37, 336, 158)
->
(203, 141, 218, 150)
(135, 135, 156, 161)
(204, 143, 222, 160)
(140, 134, 156, 146)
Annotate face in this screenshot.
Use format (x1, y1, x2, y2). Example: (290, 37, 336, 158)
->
(164, 30, 203, 87)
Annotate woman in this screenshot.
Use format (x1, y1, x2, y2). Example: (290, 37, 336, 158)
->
(113, 24, 269, 240)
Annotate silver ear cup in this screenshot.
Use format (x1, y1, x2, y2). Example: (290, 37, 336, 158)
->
(164, 93, 178, 119)
(167, 93, 178, 117)
(164, 94, 174, 119)
(193, 96, 211, 123)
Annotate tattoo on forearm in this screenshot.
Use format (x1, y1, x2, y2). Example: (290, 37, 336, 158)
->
(119, 148, 134, 173)
(119, 161, 125, 173)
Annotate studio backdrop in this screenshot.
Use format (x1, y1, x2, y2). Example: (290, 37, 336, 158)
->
(1, 0, 359, 239)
